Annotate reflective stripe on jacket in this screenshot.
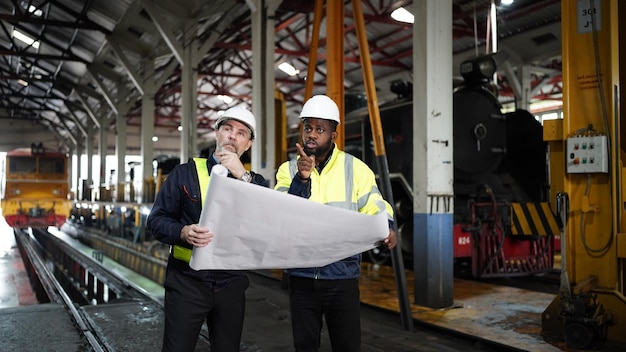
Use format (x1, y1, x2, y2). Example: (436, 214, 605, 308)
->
(172, 158, 210, 263)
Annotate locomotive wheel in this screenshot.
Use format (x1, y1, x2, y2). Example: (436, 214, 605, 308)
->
(565, 322, 594, 349)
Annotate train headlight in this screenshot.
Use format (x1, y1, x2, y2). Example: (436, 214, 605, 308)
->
(460, 55, 496, 83)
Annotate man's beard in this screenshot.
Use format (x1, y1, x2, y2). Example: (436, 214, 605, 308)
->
(304, 139, 332, 158)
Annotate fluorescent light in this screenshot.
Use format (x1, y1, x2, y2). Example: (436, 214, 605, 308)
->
(501, 0, 514, 5)
(17, 79, 28, 86)
(13, 30, 39, 48)
(391, 7, 414, 24)
(278, 62, 299, 76)
(217, 95, 233, 104)
(28, 5, 43, 17)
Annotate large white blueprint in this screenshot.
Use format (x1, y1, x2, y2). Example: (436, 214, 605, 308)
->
(189, 165, 389, 270)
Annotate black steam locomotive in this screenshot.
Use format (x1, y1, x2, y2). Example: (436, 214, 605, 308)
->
(345, 54, 557, 278)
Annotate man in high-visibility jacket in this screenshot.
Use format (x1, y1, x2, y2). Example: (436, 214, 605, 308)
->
(275, 94, 397, 352)
(148, 106, 267, 352)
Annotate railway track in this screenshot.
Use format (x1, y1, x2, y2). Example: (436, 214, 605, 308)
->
(13, 228, 175, 351)
(14, 225, 564, 351)
(15, 228, 107, 351)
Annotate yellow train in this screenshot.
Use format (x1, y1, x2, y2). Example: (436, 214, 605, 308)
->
(1, 145, 71, 228)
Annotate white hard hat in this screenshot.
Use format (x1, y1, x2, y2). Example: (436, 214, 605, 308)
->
(215, 106, 256, 139)
(299, 95, 341, 125)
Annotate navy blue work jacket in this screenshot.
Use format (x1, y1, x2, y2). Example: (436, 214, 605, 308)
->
(147, 155, 266, 284)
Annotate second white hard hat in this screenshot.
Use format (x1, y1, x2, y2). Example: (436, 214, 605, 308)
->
(299, 95, 340, 125)
(215, 106, 256, 139)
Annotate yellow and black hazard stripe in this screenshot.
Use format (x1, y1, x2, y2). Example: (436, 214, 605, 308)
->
(510, 202, 559, 238)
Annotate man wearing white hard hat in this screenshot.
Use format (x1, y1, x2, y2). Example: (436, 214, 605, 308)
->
(275, 94, 397, 351)
(148, 105, 267, 352)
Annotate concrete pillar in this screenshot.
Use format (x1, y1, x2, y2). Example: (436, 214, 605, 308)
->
(116, 113, 127, 202)
(251, 0, 279, 183)
(412, 0, 455, 308)
(141, 57, 156, 202)
(520, 64, 531, 110)
(98, 113, 107, 192)
(180, 33, 199, 163)
(75, 142, 82, 200)
(86, 118, 94, 201)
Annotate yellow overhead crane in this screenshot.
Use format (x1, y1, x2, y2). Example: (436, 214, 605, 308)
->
(542, 0, 626, 348)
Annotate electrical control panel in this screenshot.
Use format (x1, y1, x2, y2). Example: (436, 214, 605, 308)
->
(566, 135, 609, 173)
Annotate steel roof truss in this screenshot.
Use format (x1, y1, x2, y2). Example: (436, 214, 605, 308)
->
(107, 36, 144, 96)
(74, 91, 101, 129)
(88, 68, 118, 115)
(141, 1, 184, 66)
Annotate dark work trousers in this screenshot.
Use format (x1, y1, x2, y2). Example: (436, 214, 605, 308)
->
(161, 269, 249, 352)
(289, 276, 361, 352)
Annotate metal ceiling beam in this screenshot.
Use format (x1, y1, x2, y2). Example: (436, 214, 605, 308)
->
(0, 49, 89, 63)
(142, 1, 184, 65)
(0, 107, 54, 113)
(75, 93, 101, 129)
(0, 74, 56, 82)
(75, 84, 102, 101)
(89, 62, 125, 83)
(107, 37, 144, 95)
(47, 0, 114, 34)
(66, 108, 88, 137)
(55, 114, 78, 145)
(154, 56, 180, 88)
(0, 114, 40, 119)
(105, 29, 152, 56)
(88, 69, 119, 115)
(0, 14, 110, 33)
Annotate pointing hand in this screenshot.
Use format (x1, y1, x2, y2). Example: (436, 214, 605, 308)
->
(295, 143, 315, 179)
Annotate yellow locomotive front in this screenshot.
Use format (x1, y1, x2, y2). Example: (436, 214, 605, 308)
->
(1, 145, 71, 228)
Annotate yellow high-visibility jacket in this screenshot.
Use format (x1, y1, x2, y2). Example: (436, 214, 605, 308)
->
(275, 144, 393, 279)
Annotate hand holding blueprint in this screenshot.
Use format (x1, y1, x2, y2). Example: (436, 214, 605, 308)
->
(189, 165, 389, 270)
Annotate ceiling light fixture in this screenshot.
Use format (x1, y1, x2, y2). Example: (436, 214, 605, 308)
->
(152, 136, 159, 142)
(13, 29, 39, 48)
(28, 5, 43, 17)
(278, 62, 299, 76)
(391, 7, 414, 24)
(217, 95, 233, 104)
(501, 0, 514, 5)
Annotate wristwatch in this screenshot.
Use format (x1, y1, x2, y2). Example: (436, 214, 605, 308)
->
(241, 171, 252, 183)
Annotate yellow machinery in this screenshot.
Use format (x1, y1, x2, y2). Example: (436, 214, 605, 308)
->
(542, 0, 626, 348)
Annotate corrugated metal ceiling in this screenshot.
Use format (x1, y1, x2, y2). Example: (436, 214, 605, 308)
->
(0, 0, 561, 154)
